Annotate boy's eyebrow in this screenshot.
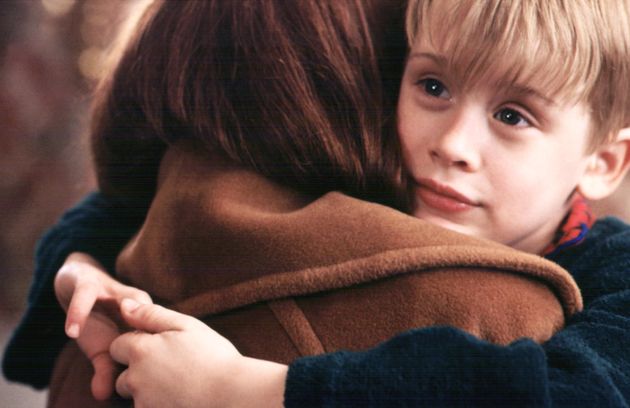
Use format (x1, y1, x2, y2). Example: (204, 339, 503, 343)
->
(407, 52, 447, 66)
(408, 51, 558, 106)
(500, 83, 557, 107)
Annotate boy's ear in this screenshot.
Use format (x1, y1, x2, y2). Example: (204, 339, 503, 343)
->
(578, 128, 630, 200)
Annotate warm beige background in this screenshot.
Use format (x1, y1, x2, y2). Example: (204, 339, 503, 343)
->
(1, 0, 628, 406)
(0, 1, 143, 405)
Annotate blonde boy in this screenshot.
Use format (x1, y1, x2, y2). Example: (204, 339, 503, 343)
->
(399, 0, 630, 254)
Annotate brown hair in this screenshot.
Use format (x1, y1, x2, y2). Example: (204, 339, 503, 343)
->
(405, 0, 630, 149)
(91, 0, 407, 208)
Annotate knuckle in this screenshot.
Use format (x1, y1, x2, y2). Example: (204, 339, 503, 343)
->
(136, 290, 152, 303)
(57, 263, 79, 279)
(128, 336, 148, 360)
(77, 280, 97, 295)
(141, 304, 162, 320)
(125, 373, 137, 393)
(57, 263, 72, 275)
(117, 371, 136, 396)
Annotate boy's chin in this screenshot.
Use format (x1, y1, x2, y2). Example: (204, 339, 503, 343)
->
(413, 211, 479, 238)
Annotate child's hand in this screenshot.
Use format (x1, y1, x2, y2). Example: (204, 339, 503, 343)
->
(54, 252, 152, 400)
(111, 300, 288, 408)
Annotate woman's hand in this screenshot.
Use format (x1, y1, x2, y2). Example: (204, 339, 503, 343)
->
(110, 300, 288, 408)
(54, 252, 152, 400)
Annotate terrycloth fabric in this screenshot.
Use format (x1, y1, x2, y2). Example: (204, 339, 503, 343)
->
(47, 141, 582, 407)
(284, 217, 630, 407)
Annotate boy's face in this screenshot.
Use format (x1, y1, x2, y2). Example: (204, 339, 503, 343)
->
(397, 37, 595, 253)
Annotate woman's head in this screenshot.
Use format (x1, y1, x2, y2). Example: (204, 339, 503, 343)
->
(92, 0, 406, 207)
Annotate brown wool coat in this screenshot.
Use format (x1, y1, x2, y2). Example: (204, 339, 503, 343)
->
(49, 141, 582, 407)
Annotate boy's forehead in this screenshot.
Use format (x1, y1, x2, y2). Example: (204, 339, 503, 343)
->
(411, 13, 585, 105)
(409, 35, 562, 104)
(405, 0, 630, 145)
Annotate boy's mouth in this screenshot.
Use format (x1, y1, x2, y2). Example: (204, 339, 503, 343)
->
(413, 178, 479, 213)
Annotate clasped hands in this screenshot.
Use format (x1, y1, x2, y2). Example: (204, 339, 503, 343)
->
(55, 252, 286, 408)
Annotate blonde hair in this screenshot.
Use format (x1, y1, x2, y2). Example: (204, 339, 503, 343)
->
(405, 0, 630, 148)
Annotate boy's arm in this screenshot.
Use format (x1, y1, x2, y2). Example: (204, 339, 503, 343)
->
(2, 191, 148, 388)
(286, 218, 630, 407)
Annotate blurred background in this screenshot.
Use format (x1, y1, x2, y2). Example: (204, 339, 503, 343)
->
(0, 0, 147, 406)
(0, 0, 629, 406)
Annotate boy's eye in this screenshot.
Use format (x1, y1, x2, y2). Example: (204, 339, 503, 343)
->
(493, 108, 531, 127)
(416, 78, 450, 99)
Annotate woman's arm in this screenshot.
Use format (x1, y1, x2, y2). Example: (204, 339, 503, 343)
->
(2, 191, 148, 388)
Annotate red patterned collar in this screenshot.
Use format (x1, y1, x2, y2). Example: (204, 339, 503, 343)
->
(542, 194, 594, 256)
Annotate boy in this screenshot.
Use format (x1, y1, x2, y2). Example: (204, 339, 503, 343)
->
(285, 1, 630, 405)
(398, 0, 630, 253)
(112, 1, 630, 406)
(7, 0, 630, 406)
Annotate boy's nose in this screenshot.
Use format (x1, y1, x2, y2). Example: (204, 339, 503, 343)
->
(429, 113, 482, 172)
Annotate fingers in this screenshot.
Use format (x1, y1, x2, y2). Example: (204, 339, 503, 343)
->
(110, 330, 151, 400)
(58, 252, 152, 338)
(120, 300, 194, 334)
(114, 285, 153, 306)
(65, 281, 99, 338)
(129, 289, 152, 305)
(57, 252, 109, 337)
(90, 351, 117, 401)
(110, 331, 138, 366)
(115, 369, 132, 399)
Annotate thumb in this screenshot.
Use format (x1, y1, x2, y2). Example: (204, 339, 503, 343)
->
(120, 299, 193, 333)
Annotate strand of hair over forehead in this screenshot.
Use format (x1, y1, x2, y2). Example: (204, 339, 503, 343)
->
(406, 0, 630, 143)
(406, 0, 594, 99)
